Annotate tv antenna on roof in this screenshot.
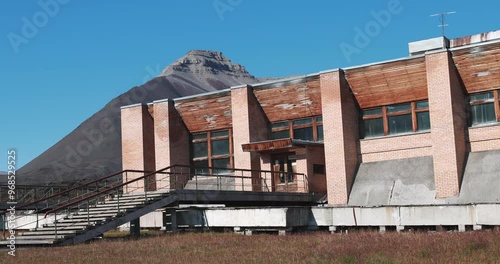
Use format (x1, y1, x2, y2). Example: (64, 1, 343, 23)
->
(431, 11, 456, 37)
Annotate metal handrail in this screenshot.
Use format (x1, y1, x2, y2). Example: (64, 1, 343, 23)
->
(43, 164, 308, 217)
(44, 166, 177, 218)
(0, 169, 149, 214)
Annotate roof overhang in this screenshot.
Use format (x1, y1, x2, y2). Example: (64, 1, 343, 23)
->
(242, 138, 323, 153)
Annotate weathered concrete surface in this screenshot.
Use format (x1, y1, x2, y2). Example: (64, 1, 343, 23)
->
(349, 150, 500, 206)
(179, 207, 311, 228)
(184, 176, 236, 191)
(459, 150, 500, 203)
(400, 206, 476, 226)
(476, 204, 500, 225)
(348, 156, 448, 206)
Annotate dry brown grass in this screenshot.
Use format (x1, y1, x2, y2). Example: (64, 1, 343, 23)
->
(2, 230, 499, 264)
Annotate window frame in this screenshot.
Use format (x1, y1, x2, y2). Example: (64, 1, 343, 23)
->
(270, 116, 323, 142)
(362, 100, 430, 138)
(468, 90, 500, 126)
(191, 129, 233, 171)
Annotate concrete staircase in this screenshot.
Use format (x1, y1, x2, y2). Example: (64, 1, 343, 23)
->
(1, 192, 177, 246)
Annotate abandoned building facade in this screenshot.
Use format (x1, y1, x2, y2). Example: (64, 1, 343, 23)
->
(121, 31, 500, 207)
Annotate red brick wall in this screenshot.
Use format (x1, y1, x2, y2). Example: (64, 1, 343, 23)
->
(426, 51, 468, 198)
(468, 125, 500, 152)
(360, 133, 432, 163)
(121, 104, 156, 193)
(302, 146, 326, 193)
(153, 99, 190, 190)
(320, 70, 360, 205)
(231, 86, 269, 191)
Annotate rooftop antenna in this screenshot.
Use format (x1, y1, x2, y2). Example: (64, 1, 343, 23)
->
(430, 11, 456, 37)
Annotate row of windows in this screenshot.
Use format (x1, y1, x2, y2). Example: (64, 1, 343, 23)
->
(190, 90, 500, 166)
(362, 100, 430, 138)
(468, 90, 500, 126)
(271, 116, 323, 142)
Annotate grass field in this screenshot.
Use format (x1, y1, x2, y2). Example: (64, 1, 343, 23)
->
(2, 230, 499, 263)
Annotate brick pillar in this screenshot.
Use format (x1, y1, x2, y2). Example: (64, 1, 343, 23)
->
(231, 85, 269, 191)
(426, 51, 467, 198)
(320, 70, 360, 205)
(153, 99, 190, 190)
(121, 104, 156, 193)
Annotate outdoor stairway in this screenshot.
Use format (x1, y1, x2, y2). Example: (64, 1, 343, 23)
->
(1, 192, 177, 246)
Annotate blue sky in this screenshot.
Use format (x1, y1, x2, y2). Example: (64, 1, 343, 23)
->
(1, 0, 499, 171)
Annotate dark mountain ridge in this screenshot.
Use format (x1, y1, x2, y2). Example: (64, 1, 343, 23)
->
(18, 50, 267, 185)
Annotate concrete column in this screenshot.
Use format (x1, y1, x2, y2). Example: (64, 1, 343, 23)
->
(153, 99, 190, 190)
(121, 104, 156, 193)
(320, 70, 360, 205)
(231, 85, 269, 191)
(426, 51, 467, 198)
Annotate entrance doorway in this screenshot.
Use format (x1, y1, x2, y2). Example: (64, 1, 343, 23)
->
(271, 153, 296, 191)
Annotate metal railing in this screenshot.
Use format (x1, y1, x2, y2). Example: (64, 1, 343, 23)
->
(0, 169, 151, 233)
(1, 165, 308, 241)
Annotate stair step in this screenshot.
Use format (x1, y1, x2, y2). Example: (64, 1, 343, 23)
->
(16, 235, 70, 240)
(57, 217, 108, 223)
(31, 226, 88, 232)
(93, 201, 146, 208)
(88, 207, 142, 213)
(44, 222, 96, 228)
(71, 213, 118, 218)
(22, 230, 80, 236)
(0, 239, 56, 245)
(120, 192, 167, 198)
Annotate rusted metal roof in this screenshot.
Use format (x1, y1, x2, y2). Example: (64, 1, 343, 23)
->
(252, 76, 322, 122)
(345, 57, 428, 109)
(452, 41, 500, 93)
(175, 93, 232, 133)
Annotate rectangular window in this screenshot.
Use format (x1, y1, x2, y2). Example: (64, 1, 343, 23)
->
(272, 130, 290, 140)
(193, 142, 208, 158)
(293, 127, 314, 141)
(417, 111, 431, 131)
(387, 103, 411, 113)
(313, 164, 326, 174)
(271, 121, 290, 140)
(388, 114, 413, 134)
(361, 100, 430, 138)
(468, 91, 498, 126)
(192, 130, 232, 173)
(317, 125, 324, 142)
(363, 118, 384, 138)
(270, 116, 323, 142)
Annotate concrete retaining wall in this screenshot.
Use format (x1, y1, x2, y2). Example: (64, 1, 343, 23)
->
(7, 204, 500, 231)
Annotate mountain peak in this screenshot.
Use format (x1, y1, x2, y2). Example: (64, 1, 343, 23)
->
(160, 50, 253, 78)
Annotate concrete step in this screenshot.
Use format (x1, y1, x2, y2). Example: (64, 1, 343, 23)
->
(120, 192, 169, 198)
(16, 235, 70, 240)
(57, 217, 108, 223)
(44, 222, 96, 228)
(0, 239, 56, 245)
(82, 207, 140, 215)
(22, 230, 81, 236)
(70, 212, 118, 218)
(31, 226, 88, 232)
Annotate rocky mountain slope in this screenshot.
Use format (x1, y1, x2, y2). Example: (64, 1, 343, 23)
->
(18, 50, 265, 185)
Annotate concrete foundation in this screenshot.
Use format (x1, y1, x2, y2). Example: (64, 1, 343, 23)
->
(7, 204, 500, 233)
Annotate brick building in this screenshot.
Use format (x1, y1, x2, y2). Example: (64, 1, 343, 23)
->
(121, 31, 500, 206)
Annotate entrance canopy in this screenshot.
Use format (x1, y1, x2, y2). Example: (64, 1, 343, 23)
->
(242, 138, 323, 153)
